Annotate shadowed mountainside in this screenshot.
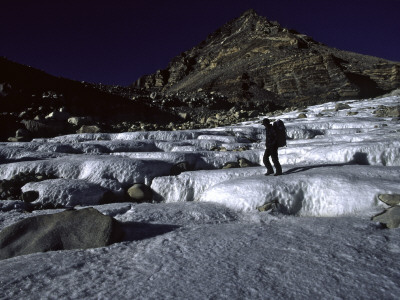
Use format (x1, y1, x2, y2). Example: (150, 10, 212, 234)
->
(0, 57, 176, 141)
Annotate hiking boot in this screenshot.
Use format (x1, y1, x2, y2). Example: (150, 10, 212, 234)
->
(265, 170, 274, 176)
(274, 172, 282, 176)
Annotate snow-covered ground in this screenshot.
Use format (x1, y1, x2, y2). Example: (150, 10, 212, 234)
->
(1, 96, 400, 299)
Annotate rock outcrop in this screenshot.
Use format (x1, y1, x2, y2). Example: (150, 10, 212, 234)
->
(133, 9, 400, 106)
(0, 207, 122, 260)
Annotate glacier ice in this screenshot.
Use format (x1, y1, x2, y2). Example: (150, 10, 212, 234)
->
(0, 96, 399, 216)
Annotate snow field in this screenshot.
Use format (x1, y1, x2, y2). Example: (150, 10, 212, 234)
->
(0, 96, 399, 215)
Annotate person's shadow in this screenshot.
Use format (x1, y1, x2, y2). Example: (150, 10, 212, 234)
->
(283, 152, 370, 175)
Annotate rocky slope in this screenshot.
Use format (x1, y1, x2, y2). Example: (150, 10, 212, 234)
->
(133, 9, 400, 106)
(0, 56, 279, 142)
(0, 57, 179, 141)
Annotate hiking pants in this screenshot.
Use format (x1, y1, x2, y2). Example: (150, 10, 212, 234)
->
(263, 147, 282, 174)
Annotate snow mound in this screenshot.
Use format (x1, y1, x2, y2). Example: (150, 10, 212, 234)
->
(278, 139, 400, 166)
(199, 165, 400, 216)
(151, 167, 266, 202)
(0, 155, 173, 188)
(21, 179, 109, 207)
(0, 144, 68, 163)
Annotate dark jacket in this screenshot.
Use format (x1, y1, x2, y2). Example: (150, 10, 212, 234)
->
(265, 124, 277, 148)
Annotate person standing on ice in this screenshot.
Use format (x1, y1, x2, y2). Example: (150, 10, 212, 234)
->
(262, 118, 282, 176)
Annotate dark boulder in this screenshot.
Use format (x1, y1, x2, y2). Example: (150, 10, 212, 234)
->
(0, 207, 123, 260)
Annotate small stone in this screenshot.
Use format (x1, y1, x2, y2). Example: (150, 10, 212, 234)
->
(68, 116, 93, 126)
(378, 194, 400, 207)
(7, 136, 27, 142)
(45, 110, 70, 121)
(178, 112, 189, 120)
(335, 103, 351, 111)
(206, 116, 217, 124)
(222, 161, 240, 169)
(257, 202, 274, 212)
(297, 113, 307, 119)
(127, 184, 153, 202)
(347, 111, 358, 116)
(18, 111, 28, 118)
(238, 158, 257, 168)
(387, 106, 400, 117)
(76, 125, 101, 134)
(215, 113, 226, 120)
(372, 206, 400, 229)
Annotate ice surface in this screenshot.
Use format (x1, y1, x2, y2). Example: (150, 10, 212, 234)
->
(1, 202, 400, 299)
(1, 96, 400, 298)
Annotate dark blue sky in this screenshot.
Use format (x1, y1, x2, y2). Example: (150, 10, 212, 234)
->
(1, 0, 399, 86)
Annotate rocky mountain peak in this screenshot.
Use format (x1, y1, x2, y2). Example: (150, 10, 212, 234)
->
(202, 9, 283, 45)
(133, 9, 400, 105)
(235, 8, 281, 30)
(240, 8, 258, 18)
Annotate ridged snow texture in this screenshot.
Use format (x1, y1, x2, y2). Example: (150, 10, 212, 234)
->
(0, 96, 399, 214)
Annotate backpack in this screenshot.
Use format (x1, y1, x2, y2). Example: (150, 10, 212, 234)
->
(273, 119, 287, 148)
